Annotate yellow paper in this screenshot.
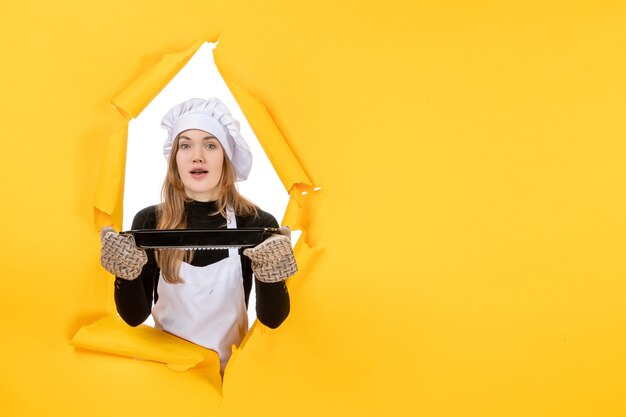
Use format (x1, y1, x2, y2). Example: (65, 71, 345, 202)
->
(93, 127, 128, 231)
(112, 40, 206, 119)
(223, 80, 313, 191)
(71, 316, 220, 373)
(2, 1, 626, 417)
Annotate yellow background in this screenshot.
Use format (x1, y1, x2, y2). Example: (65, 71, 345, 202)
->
(1, 1, 625, 416)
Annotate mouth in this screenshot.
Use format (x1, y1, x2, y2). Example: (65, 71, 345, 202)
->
(189, 168, 209, 178)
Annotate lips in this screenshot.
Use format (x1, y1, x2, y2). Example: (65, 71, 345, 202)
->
(189, 168, 209, 178)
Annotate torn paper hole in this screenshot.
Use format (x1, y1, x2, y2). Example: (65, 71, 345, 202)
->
(122, 42, 293, 327)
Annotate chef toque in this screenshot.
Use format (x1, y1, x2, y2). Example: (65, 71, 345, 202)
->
(161, 97, 253, 181)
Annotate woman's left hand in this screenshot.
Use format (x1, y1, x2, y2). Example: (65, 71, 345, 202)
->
(243, 226, 298, 283)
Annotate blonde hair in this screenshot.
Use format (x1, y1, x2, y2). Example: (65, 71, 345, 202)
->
(156, 133, 258, 283)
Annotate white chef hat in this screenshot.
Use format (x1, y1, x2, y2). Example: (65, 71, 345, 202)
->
(161, 97, 253, 181)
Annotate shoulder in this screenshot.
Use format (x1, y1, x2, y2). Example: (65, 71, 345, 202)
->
(131, 205, 160, 229)
(236, 207, 279, 228)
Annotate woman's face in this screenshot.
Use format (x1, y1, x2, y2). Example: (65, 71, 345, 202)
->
(175, 129, 225, 202)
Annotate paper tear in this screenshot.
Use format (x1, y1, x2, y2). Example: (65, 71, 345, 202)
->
(90, 39, 323, 382)
(112, 40, 206, 119)
(291, 236, 323, 280)
(93, 40, 210, 231)
(71, 316, 220, 374)
(223, 80, 313, 191)
(93, 126, 128, 231)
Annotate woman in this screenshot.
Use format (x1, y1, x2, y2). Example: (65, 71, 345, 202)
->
(100, 97, 296, 371)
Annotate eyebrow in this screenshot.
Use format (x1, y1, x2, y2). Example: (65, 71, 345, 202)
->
(179, 135, 218, 141)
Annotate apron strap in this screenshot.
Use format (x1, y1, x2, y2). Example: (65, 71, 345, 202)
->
(226, 207, 238, 258)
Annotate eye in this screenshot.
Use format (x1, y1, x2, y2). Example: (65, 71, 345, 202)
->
(179, 143, 190, 149)
(206, 143, 217, 150)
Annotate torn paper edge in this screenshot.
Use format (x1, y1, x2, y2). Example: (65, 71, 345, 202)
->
(89, 39, 322, 381)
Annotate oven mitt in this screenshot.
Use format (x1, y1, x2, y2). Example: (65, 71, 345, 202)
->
(100, 226, 148, 280)
(243, 226, 298, 283)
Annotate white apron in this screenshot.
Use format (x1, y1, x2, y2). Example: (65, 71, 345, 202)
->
(152, 208, 248, 371)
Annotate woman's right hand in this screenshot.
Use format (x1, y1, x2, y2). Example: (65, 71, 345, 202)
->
(100, 227, 148, 280)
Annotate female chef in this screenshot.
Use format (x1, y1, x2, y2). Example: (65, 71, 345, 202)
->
(99, 97, 297, 371)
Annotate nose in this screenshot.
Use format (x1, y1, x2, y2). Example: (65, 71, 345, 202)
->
(192, 147, 204, 163)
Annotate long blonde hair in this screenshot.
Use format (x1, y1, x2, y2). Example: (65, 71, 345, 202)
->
(156, 133, 258, 283)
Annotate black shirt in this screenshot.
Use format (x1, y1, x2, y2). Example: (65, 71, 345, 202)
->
(114, 200, 290, 329)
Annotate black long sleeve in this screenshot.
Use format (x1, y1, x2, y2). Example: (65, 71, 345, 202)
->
(114, 201, 290, 328)
(113, 205, 163, 326)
